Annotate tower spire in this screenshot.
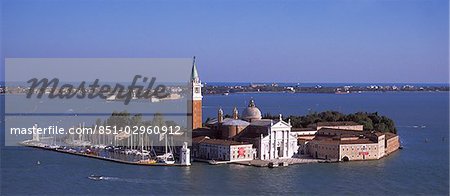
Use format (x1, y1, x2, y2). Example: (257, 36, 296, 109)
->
(191, 56, 199, 82)
(232, 106, 239, 119)
(218, 107, 224, 123)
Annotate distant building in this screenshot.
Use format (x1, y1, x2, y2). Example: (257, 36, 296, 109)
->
(238, 118, 298, 160)
(192, 136, 253, 162)
(308, 121, 364, 131)
(301, 127, 400, 161)
(204, 99, 298, 160)
(292, 127, 316, 155)
(385, 132, 400, 154)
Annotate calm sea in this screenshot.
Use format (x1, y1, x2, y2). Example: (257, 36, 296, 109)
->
(1, 92, 449, 195)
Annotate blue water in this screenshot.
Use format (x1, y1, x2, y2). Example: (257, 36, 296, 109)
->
(1, 92, 449, 195)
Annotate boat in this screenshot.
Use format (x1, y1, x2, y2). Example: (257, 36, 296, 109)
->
(335, 91, 350, 94)
(49, 145, 60, 149)
(155, 132, 176, 164)
(268, 162, 279, 168)
(150, 97, 161, 102)
(156, 153, 175, 164)
(88, 175, 104, 181)
(208, 160, 218, 165)
(138, 159, 157, 164)
(106, 95, 117, 101)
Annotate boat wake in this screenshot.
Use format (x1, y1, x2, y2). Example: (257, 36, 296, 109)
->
(98, 176, 176, 184)
(98, 176, 119, 181)
(398, 125, 426, 129)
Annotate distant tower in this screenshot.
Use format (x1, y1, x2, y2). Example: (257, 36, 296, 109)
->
(190, 56, 203, 130)
(218, 108, 224, 123)
(32, 123, 40, 141)
(180, 142, 191, 166)
(232, 107, 239, 119)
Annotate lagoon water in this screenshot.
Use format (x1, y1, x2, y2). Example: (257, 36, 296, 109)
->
(1, 92, 449, 195)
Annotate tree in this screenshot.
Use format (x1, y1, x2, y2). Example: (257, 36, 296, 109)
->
(268, 111, 397, 134)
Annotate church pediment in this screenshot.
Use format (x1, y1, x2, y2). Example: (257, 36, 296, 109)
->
(271, 120, 292, 128)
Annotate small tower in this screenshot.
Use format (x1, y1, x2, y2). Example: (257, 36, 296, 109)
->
(190, 56, 203, 130)
(180, 142, 191, 166)
(249, 99, 256, 107)
(218, 108, 224, 123)
(32, 123, 40, 141)
(232, 107, 239, 119)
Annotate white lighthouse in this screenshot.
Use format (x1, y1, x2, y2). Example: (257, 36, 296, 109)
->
(180, 142, 191, 166)
(32, 123, 40, 141)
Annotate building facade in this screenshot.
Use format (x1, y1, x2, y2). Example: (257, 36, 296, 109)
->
(385, 133, 400, 154)
(192, 136, 253, 162)
(254, 119, 298, 160)
(305, 127, 399, 161)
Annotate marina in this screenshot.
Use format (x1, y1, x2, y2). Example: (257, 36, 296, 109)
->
(20, 141, 188, 167)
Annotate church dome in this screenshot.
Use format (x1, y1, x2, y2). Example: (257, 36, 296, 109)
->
(241, 99, 262, 122)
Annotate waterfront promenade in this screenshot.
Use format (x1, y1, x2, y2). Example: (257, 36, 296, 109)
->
(20, 141, 187, 167)
(233, 155, 322, 167)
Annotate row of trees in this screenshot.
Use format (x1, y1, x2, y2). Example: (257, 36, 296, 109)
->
(263, 111, 397, 134)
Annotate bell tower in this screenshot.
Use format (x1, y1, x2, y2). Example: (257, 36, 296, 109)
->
(190, 56, 203, 130)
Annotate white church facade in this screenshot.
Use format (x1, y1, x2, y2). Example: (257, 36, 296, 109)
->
(256, 119, 298, 160)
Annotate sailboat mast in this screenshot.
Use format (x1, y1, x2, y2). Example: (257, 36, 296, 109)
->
(165, 134, 167, 154)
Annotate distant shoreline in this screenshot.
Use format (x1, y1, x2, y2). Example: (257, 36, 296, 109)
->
(203, 83, 449, 95)
(202, 90, 449, 96)
(1, 82, 448, 96)
(1, 90, 448, 97)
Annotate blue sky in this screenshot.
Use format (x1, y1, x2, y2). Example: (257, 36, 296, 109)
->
(1, 0, 449, 83)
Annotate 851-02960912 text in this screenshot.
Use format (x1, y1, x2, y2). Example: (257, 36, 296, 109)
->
(10, 125, 183, 136)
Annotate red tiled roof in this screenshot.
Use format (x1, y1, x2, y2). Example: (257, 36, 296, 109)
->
(199, 139, 250, 146)
(291, 127, 316, 132)
(340, 138, 375, 145)
(311, 121, 360, 127)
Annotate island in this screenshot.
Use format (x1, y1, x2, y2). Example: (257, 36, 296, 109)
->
(192, 99, 401, 167)
(203, 83, 449, 95)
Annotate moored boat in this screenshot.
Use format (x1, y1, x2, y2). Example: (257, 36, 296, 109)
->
(88, 175, 103, 181)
